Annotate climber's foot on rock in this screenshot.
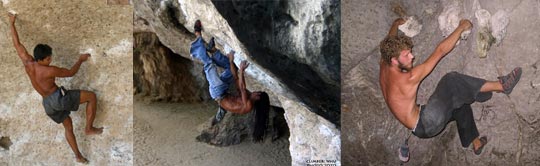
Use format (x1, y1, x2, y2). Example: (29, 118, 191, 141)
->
(398, 143, 410, 162)
(498, 67, 522, 94)
(211, 107, 227, 126)
(76, 156, 89, 164)
(194, 20, 202, 31)
(85, 127, 104, 135)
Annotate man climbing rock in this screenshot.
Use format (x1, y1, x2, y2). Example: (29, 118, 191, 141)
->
(189, 20, 270, 141)
(8, 13, 103, 164)
(379, 18, 522, 161)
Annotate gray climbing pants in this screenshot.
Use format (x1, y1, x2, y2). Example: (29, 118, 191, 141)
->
(412, 72, 492, 147)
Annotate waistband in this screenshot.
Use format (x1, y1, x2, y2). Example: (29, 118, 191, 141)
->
(44, 86, 66, 99)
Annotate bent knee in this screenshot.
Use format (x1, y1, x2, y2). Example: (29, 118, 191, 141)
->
(89, 92, 96, 100)
(80, 91, 97, 103)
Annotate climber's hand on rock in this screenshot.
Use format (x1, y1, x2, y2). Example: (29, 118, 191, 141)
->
(227, 51, 235, 62)
(459, 19, 472, 31)
(240, 60, 249, 71)
(79, 53, 91, 62)
(8, 13, 16, 24)
(393, 18, 406, 26)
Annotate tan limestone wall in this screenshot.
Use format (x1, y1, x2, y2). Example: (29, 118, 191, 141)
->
(0, 1, 133, 165)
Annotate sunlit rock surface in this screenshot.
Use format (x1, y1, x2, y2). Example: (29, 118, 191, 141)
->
(0, 1, 133, 165)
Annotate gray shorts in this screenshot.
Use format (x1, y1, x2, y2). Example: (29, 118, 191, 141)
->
(42, 86, 81, 124)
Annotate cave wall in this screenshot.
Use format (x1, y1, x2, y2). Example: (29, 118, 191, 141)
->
(134, 32, 209, 102)
(343, 0, 540, 165)
(0, 1, 133, 165)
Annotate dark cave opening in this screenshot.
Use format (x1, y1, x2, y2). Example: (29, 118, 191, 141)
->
(211, 0, 341, 126)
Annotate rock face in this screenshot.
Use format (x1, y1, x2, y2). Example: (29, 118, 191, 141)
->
(343, 0, 540, 165)
(196, 106, 288, 146)
(134, 32, 209, 102)
(134, 0, 341, 165)
(211, 0, 341, 125)
(280, 96, 341, 166)
(0, 1, 133, 165)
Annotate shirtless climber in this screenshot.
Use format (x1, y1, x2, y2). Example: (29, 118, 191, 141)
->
(189, 20, 270, 141)
(379, 18, 522, 161)
(8, 13, 103, 163)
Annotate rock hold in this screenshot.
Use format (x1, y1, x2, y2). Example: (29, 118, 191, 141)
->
(491, 10, 510, 46)
(398, 16, 423, 37)
(438, 0, 462, 37)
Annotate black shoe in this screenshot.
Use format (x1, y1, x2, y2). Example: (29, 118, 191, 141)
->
(206, 37, 215, 52)
(194, 20, 202, 32)
(211, 107, 227, 126)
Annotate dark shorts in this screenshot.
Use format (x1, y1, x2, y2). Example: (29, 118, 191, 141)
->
(42, 86, 81, 124)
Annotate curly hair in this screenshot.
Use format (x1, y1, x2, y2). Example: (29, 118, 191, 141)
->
(379, 35, 413, 64)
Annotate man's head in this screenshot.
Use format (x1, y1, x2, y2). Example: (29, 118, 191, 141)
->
(380, 35, 415, 71)
(34, 44, 52, 65)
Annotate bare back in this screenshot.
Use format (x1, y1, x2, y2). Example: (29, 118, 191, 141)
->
(24, 61, 59, 97)
(379, 61, 420, 129)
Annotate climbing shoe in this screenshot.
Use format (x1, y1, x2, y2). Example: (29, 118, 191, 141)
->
(473, 136, 488, 155)
(498, 67, 522, 94)
(194, 20, 203, 32)
(398, 138, 410, 162)
(211, 107, 227, 126)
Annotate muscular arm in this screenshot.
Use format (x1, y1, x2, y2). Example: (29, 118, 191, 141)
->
(410, 19, 472, 82)
(235, 61, 251, 114)
(8, 13, 34, 63)
(228, 53, 239, 82)
(48, 54, 90, 77)
(388, 18, 405, 37)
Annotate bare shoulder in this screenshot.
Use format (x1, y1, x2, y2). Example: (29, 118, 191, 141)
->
(408, 65, 428, 83)
(23, 60, 37, 70)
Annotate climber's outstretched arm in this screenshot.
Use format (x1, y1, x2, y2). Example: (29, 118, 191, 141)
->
(8, 13, 34, 64)
(410, 19, 472, 83)
(47, 54, 90, 78)
(235, 60, 252, 114)
(227, 52, 239, 81)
